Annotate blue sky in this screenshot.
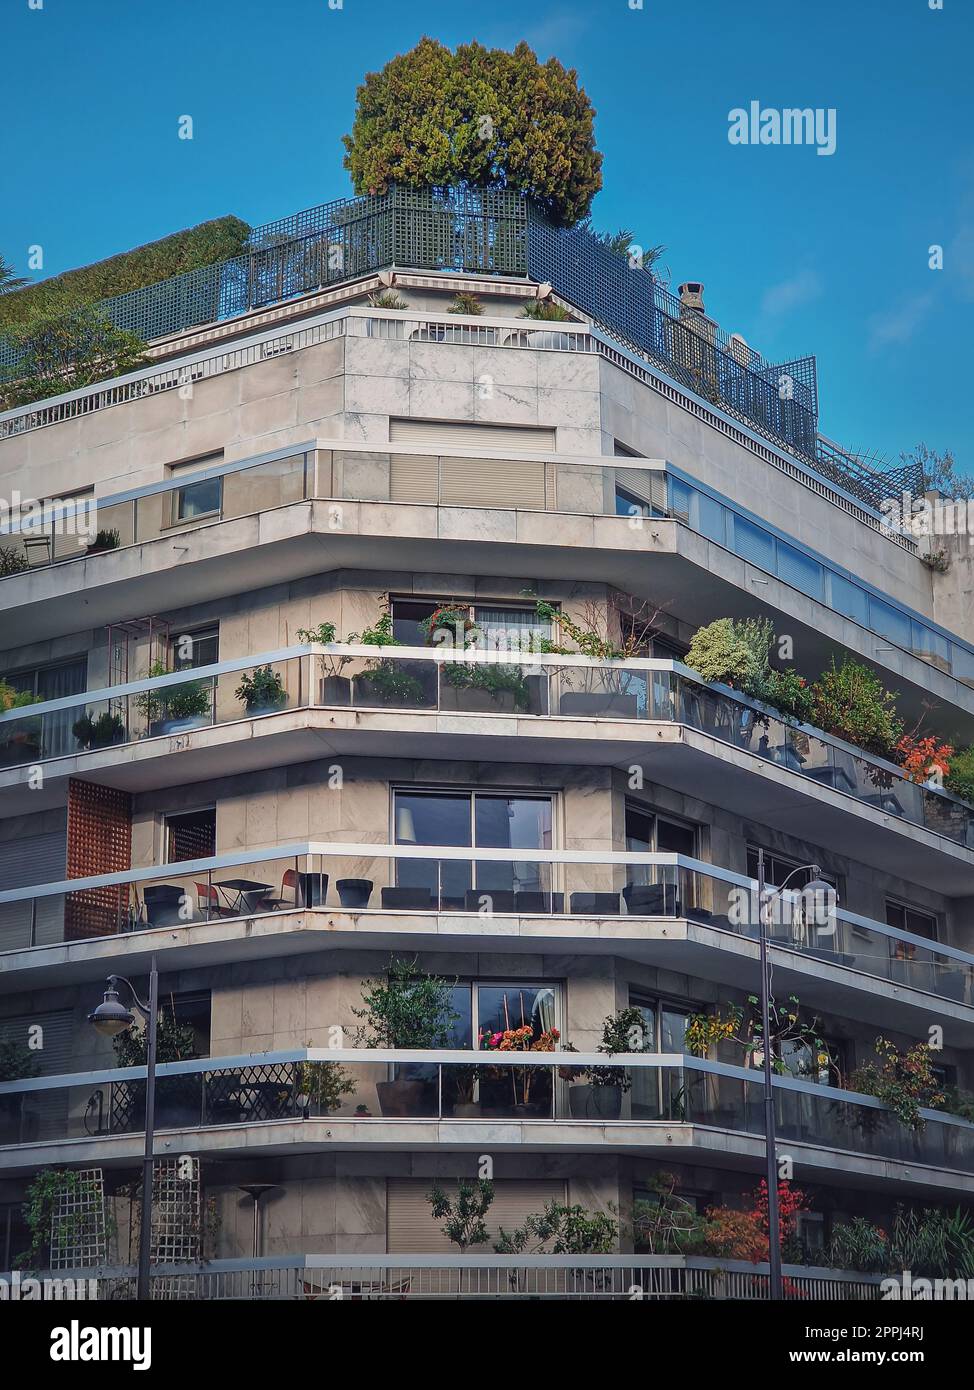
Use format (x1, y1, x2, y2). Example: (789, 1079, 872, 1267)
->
(3, 0, 971, 467)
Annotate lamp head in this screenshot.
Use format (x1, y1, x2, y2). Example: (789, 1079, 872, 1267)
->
(88, 981, 136, 1037)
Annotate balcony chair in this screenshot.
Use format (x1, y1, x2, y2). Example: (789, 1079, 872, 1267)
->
(623, 883, 679, 916)
(513, 890, 565, 914)
(569, 891, 621, 915)
(381, 886, 435, 910)
(195, 883, 234, 919)
(464, 888, 517, 913)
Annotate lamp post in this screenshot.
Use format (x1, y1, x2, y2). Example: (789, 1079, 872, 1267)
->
(88, 959, 159, 1301)
(754, 852, 835, 1301)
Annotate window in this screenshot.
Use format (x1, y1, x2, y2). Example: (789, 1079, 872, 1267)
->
(625, 803, 697, 911)
(628, 993, 693, 1118)
(746, 846, 839, 893)
(169, 455, 223, 524)
(732, 515, 775, 571)
(165, 807, 215, 863)
(776, 542, 824, 600)
(885, 899, 938, 943)
(390, 597, 550, 652)
(868, 596, 912, 650)
(828, 573, 869, 625)
(160, 989, 211, 1055)
(8, 657, 87, 759)
(393, 789, 553, 909)
(171, 625, 219, 671)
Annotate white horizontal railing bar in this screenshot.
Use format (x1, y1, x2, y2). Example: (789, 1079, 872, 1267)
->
(2, 1045, 970, 1131)
(0, 836, 969, 971)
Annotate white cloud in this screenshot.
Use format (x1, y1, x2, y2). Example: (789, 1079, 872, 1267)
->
(760, 269, 823, 317)
(867, 292, 935, 353)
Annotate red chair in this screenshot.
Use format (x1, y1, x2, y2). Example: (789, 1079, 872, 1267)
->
(261, 869, 299, 911)
(196, 883, 232, 919)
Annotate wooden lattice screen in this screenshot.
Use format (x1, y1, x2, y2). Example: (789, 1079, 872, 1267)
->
(65, 778, 132, 940)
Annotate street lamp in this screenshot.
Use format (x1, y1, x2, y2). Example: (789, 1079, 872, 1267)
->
(754, 852, 836, 1300)
(88, 958, 159, 1301)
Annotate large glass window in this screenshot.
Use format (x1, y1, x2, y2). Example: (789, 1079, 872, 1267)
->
(828, 572, 869, 625)
(628, 995, 691, 1118)
(393, 789, 554, 910)
(390, 597, 550, 653)
(885, 899, 938, 943)
(776, 542, 824, 600)
(165, 807, 216, 863)
(868, 596, 912, 650)
(732, 515, 775, 570)
(8, 657, 87, 758)
(169, 455, 224, 524)
(624, 803, 696, 912)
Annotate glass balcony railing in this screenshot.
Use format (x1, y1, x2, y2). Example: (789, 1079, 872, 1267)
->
(2, 1049, 972, 1178)
(1, 843, 972, 1011)
(4, 645, 973, 849)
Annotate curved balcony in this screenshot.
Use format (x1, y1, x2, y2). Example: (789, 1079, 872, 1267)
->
(2, 1049, 973, 1196)
(2, 843, 973, 1042)
(3, 644, 974, 886)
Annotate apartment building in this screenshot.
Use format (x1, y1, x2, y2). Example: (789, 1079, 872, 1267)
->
(0, 188, 971, 1298)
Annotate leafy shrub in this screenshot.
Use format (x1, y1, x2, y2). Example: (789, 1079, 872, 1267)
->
(521, 300, 573, 321)
(946, 746, 974, 804)
(0, 303, 148, 410)
(685, 617, 768, 690)
(0, 547, 28, 576)
(235, 665, 287, 712)
(0, 216, 250, 329)
(342, 38, 602, 227)
(752, 666, 814, 723)
(353, 956, 459, 1049)
(849, 1037, 945, 1130)
(811, 657, 903, 757)
(828, 1217, 890, 1273)
(448, 292, 484, 316)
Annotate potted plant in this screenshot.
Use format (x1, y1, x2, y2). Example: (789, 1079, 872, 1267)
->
(298, 621, 353, 705)
(450, 1062, 483, 1118)
(0, 1036, 40, 1144)
(440, 661, 533, 713)
(294, 1049, 356, 1117)
(352, 957, 459, 1116)
(0, 681, 41, 766)
(349, 604, 430, 708)
(566, 1007, 644, 1119)
(86, 528, 120, 555)
(136, 662, 213, 735)
(235, 664, 287, 716)
(479, 1024, 560, 1116)
(72, 710, 125, 750)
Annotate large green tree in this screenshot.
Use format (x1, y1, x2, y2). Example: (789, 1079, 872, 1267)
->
(342, 37, 602, 226)
(0, 299, 147, 410)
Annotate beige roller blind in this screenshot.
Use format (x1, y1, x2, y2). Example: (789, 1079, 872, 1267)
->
(390, 453, 439, 503)
(439, 456, 546, 509)
(615, 466, 666, 513)
(390, 419, 555, 452)
(387, 1178, 567, 1253)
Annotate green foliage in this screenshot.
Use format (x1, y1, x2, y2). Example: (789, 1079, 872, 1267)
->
(443, 661, 532, 710)
(19, 1169, 106, 1270)
(366, 290, 408, 309)
(355, 661, 426, 704)
(353, 956, 460, 1049)
(527, 596, 621, 659)
(495, 1200, 618, 1254)
(811, 657, 903, 757)
(0, 546, 28, 576)
(904, 442, 974, 501)
(849, 1037, 946, 1131)
(296, 621, 337, 645)
(348, 606, 398, 647)
(87, 529, 120, 552)
(427, 1178, 494, 1253)
(295, 1049, 356, 1113)
(0, 1034, 41, 1081)
(827, 1217, 890, 1273)
(0, 302, 148, 410)
(0, 680, 37, 712)
(235, 665, 287, 712)
(582, 1006, 648, 1091)
(630, 1173, 707, 1255)
(520, 299, 573, 321)
(72, 711, 125, 750)
(946, 746, 974, 804)
(137, 662, 212, 725)
(752, 666, 814, 723)
(448, 291, 484, 316)
(0, 216, 250, 330)
(685, 617, 766, 690)
(342, 38, 602, 227)
(889, 1204, 974, 1280)
(111, 1005, 198, 1068)
(0, 257, 29, 296)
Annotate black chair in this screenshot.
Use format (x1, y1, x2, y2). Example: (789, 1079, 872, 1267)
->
(381, 886, 435, 910)
(464, 888, 517, 913)
(570, 892, 621, 915)
(514, 891, 565, 914)
(143, 884, 186, 927)
(623, 883, 678, 916)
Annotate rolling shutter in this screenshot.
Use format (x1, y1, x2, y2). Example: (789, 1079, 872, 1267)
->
(389, 454, 439, 503)
(387, 1178, 566, 1252)
(0, 819, 67, 952)
(615, 467, 666, 514)
(390, 420, 555, 452)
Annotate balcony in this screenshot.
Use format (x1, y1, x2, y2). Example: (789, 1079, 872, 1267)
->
(3, 840, 974, 1028)
(2, 1049, 973, 1196)
(4, 645, 974, 889)
(5, 1253, 886, 1301)
(3, 432, 969, 741)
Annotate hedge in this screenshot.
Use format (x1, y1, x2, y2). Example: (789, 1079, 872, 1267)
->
(0, 214, 251, 328)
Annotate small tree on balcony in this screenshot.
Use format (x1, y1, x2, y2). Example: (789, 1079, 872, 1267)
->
(0, 300, 147, 410)
(426, 1178, 495, 1253)
(342, 38, 602, 227)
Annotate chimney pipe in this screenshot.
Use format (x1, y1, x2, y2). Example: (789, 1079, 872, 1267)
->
(678, 282, 706, 316)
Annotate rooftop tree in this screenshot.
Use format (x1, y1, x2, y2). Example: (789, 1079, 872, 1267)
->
(342, 37, 603, 227)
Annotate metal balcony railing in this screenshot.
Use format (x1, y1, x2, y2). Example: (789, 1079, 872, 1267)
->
(5, 1253, 887, 1301)
(0, 841, 972, 1013)
(2, 1048, 973, 1179)
(3, 644, 973, 848)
